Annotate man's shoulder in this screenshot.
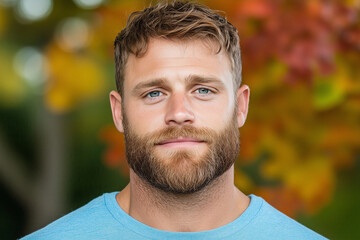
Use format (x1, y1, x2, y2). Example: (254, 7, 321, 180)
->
(244, 195, 327, 239)
(21, 192, 120, 240)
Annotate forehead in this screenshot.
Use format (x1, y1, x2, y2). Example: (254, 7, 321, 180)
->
(124, 38, 233, 90)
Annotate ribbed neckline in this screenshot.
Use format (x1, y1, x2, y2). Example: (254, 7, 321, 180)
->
(104, 192, 263, 239)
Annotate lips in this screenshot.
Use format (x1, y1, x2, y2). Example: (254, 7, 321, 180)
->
(157, 137, 205, 145)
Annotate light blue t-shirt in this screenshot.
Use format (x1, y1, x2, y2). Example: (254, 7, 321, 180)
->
(22, 192, 327, 239)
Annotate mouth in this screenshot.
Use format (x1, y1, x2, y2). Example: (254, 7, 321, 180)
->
(156, 137, 205, 147)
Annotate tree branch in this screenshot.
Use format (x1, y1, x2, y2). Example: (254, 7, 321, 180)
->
(0, 130, 32, 206)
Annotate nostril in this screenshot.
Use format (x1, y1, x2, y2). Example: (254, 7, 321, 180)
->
(165, 111, 195, 125)
(164, 95, 195, 125)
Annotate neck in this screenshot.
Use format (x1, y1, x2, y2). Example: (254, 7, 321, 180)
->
(116, 166, 250, 232)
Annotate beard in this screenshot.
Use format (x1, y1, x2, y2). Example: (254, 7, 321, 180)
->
(123, 113, 240, 194)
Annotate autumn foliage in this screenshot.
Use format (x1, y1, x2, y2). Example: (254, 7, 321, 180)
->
(0, 0, 358, 223)
(99, 0, 360, 217)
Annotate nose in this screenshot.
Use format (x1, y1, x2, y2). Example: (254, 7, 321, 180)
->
(165, 93, 195, 126)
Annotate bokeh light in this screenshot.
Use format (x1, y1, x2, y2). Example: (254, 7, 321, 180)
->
(73, 0, 104, 9)
(16, 0, 53, 22)
(55, 17, 91, 52)
(13, 47, 47, 87)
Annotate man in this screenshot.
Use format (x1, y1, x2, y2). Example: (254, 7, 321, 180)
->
(23, 1, 327, 239)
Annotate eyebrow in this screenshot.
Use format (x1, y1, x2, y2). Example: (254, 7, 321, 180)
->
(132, 78, 170, 96)
(131, 74, 225, 96)
(185, 74, 225, 88)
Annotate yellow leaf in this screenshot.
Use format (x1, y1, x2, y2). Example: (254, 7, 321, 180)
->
(283, 157, 334, 213)
(44, 43, 105, 113)
(313, 76, 345, 110)
(0, 49, 26, 107)
(45, 86, 75, 113)
(234, 169, 254, 193)
(260, 133, 298, 179)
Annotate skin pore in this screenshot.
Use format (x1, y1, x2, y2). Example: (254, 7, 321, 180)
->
(110, 38, 250, 232)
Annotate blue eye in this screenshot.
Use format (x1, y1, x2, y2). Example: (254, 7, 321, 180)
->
(147, 91, 163, 98)
(196, 88, 211, 94)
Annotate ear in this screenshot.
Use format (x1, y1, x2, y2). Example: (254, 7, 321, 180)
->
(110, 90, 124, 133)
(236, 85, 250, 128)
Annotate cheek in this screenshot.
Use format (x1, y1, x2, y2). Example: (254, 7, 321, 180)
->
(194, 99, 234, 127)
(126, 102, 165, 133)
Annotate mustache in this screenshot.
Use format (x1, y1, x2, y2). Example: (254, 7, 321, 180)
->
(141, 125, 216, 145)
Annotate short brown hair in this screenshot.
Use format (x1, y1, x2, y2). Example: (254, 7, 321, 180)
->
(114, 0, 241, 97)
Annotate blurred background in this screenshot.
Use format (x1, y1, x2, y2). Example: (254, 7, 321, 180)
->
(0, 0, 359, 239)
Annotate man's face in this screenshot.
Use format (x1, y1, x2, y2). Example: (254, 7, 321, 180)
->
(111, 38, 249, 194)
